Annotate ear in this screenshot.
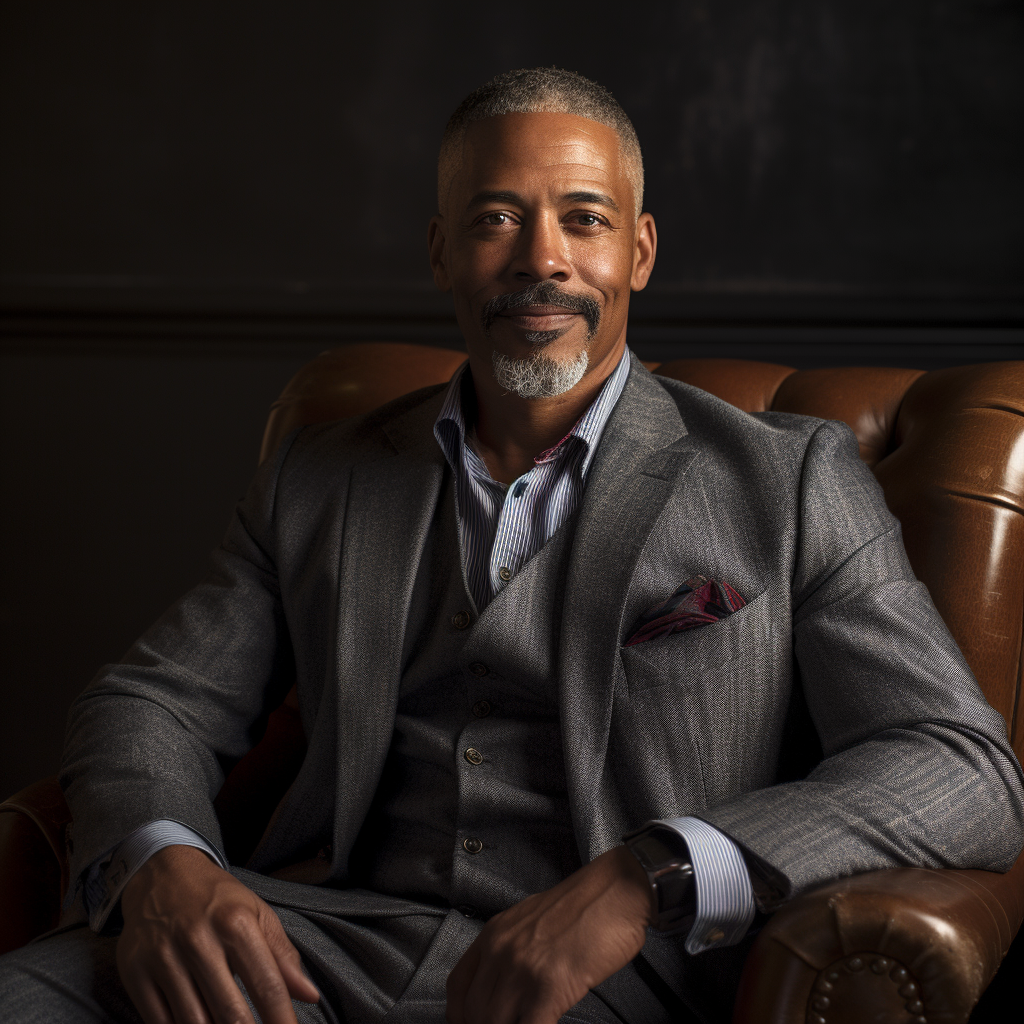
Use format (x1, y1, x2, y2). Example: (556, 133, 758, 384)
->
(428, 216, 451, 292)
(630, 212, 657, 292)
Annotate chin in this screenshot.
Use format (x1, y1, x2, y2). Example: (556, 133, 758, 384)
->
(491, 347, 590, 399)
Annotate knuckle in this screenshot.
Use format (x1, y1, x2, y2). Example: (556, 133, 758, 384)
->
(216, 905, 257, 938)
(247, 973, 289, 1005)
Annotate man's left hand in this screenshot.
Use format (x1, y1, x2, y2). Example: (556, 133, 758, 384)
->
(445, 846, 651, 1024)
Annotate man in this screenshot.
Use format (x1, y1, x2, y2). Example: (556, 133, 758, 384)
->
(2, 67, 1022, 1024)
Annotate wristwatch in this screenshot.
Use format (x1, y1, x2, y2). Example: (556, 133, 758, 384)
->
(622, 823, 697, 934)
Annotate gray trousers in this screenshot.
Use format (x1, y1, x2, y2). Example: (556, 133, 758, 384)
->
(0, 900, 676, 1023)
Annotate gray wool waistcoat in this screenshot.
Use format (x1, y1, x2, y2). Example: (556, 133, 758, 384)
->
(348, 466, 582, 919)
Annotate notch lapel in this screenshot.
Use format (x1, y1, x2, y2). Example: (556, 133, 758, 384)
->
(558, 356, 698, 861)
(329, 390, 449, 858)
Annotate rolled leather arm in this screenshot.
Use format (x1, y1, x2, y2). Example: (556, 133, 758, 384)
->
(733, 855, 1024, 1024)
(0, 776, 71, 955)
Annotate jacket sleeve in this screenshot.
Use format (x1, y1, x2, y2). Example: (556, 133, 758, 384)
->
(700, 419, 1024, 908)
(59, 430, 302, 891)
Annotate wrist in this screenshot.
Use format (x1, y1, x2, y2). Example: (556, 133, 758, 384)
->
(122, 845, 212, 912)
(622, 823, 697, 934)
(608, 845, 655, 926)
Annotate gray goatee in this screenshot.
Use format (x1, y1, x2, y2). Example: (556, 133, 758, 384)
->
(491, 348, 590, 398)
(483, 280, 598, 398)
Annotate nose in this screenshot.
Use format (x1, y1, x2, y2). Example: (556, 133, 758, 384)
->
(510, 212, 571, 282)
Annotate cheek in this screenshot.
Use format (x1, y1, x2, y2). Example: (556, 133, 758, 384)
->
(573, 238, 634, 293)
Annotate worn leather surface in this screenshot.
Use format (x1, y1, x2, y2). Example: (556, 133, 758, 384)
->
(259, 342, 468, 464)
(0, 776, 70, 954)
(5, 344, 1023, 1024)
(732, 853, 1024, 1024)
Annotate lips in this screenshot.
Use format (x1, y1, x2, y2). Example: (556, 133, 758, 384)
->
(498, 304, 581, 330)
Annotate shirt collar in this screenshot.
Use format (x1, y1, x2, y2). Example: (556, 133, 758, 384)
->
(433, 346, 632, 478)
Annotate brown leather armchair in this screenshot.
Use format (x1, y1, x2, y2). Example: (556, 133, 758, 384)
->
(2, 344, 1022, 1023)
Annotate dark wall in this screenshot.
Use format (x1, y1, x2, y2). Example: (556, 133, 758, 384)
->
(4, 1, 1023, 325)
(1, 1, 1022, 798)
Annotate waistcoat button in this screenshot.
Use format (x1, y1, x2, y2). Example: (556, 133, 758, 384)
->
(464, 747, 483, 765)
(498, 566, 512, 582)
(463, 837, 483, 854)
(469, 662, 488, 676)
(452, 611, 471, 630)
(472, 700, 491, 718)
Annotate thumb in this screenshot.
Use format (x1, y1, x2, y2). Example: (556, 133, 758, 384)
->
(260, 903, 321, 1004)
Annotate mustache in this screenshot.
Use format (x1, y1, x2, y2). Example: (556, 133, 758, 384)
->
(481, 281, 601, 337)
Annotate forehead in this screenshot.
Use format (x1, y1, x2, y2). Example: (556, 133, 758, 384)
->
(451, 112, 630, 208)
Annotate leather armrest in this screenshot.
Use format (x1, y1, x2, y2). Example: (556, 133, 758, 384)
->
(733, 854, 1024, 1024)
(0, 776, 71, 955)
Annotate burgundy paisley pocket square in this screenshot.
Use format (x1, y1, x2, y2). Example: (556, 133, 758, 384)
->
(623, 576, 746, 648)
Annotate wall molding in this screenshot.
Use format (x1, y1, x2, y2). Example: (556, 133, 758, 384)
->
(2, 285, 1022, 368)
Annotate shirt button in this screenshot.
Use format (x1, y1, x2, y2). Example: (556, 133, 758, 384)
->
(452, 611, 471, 630)
(472, 700, 491, 718)
(498, 566, 512, 582)
(464, 747, 484, 765)
(463, 837, 483, 854)
(706, 929, 725, 944)
(469, 662, 488, 676)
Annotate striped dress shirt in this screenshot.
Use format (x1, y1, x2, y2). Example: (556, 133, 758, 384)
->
(82, 346, 754, 953)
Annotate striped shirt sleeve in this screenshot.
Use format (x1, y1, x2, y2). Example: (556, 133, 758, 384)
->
(658, 816, 756, 954)
(83, 819, 227, 932)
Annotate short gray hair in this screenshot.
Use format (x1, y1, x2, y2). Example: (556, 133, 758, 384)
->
(438, 67, 644, 219)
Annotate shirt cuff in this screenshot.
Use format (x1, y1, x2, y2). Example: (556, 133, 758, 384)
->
(83, 819, 226, 932)
(657, 816, 757, 954)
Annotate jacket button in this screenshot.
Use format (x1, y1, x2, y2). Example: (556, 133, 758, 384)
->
(498, 566, 512, 582)
(452, 611, 471, 630)
(469, 662, 488, 676)
(464, 747, 484, 765)
(463, 837, 483, 854)
(472, 700, 491, 718)
(318, 844, 333, 860)
(457, 904, 477, 918)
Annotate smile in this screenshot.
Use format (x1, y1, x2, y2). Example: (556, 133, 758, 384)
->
(498, 305, 582, 332)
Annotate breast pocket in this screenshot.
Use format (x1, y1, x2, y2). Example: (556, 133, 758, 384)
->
(620, 589, 771, 695)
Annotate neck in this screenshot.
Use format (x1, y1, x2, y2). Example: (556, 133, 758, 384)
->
(465, 341, 625, 484)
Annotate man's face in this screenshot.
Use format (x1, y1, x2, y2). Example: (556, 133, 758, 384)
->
(429, 112, 656, 396)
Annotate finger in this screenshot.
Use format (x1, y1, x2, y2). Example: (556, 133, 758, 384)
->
(219, 918, 300, 1024)
(518, 984, 573, 1024)
(152, 954, 220, 1024)
(460, 949, 502, 1024)
(183, 942, 261, 1024)
(117, 938, 198, 1024)
(260, 905, 320, 1004)
(119, 973, 175, 1024)
(446, 941, 482, 1023)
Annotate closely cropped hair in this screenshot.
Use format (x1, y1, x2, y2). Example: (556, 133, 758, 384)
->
(438, 67, 644, 219)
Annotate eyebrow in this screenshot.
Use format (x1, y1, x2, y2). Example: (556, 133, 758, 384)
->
(466, 189, 620, 214)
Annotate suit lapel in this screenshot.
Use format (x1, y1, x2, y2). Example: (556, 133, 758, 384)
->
(329, 390, 449, 857)
(559, 355, 698, 861)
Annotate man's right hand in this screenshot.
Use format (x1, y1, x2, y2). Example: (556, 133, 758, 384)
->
(117, 844, 320, 1024)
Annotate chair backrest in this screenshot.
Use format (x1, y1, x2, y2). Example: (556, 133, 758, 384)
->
(260, 343, 1024, 762)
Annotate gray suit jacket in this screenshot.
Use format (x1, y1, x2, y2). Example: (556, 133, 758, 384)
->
(60, 353, 1024, 999)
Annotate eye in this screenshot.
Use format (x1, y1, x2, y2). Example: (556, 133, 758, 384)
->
(477, 211, 516, 227)
(568, 212, 608, 229)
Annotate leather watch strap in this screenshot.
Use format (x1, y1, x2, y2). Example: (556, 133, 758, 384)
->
(623, 823, 697, 934)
